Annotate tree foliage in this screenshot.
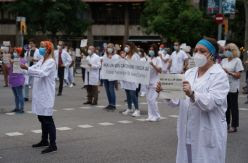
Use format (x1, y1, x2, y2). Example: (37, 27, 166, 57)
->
(4, 0, 90, 37)
(141, 0, 216, 45)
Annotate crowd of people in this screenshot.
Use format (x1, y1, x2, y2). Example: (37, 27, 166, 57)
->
(0, 37, 246, 162)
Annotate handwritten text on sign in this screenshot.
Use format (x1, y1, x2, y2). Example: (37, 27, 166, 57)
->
(159, 74, 186, 99)
(101, 58, 150, 85)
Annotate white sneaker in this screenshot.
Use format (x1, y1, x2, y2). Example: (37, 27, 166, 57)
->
(149, 117, 160, 122)
(69, 84, 73, 88)
(122, 109, 132, 115)
(132, 110, 140, 117)
(145, 117, 151, 121)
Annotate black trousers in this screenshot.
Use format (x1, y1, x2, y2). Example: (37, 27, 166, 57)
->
(86, 85, 98, 104)
(226, 91, 239, 128)
(38, 115, 56, 147)
(58, 67, 65, 94)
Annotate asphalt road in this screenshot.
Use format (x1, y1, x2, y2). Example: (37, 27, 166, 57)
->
(0, 74, 248, 163)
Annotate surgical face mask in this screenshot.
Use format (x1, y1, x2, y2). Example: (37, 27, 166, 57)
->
(149, 50, 155, 57)
(107, 48, 113, 54)
(87, 49, 93, 55)
(124, 47, 130, 53)
(159, 48, 163, 51)
(57, 45, 62, 50)
(193, 53, 208, 68)
(174, 46, 179, 50)
(39, 47, 46, 56)
(13, 52, 18, 58)
(224, 50, 233, 58)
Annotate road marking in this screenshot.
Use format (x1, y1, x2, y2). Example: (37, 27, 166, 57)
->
(56, 127, 72, 131)
(27, 111, 32, 114)
(0, 156, 2, 159)
(78, 124, 94, 128)
(5, 132, 23, 136)
(98, 122, 114, 126)
(116, 104, 122, 107)
(160, 117, 167, 120)
(96, 106, 105, 108)
(169, 115, 179, 118)
(62, 108, 75, 111)
(31, 130, 42, 134)
(239, 95, 247, 98)
(136, 118, 147, 122)
(240, 108, 248, 111)
(5, 113, 15, 116)
(79, 106, 91, 110)
(118, 120, 133, 124)
(53, 109, 58, 112)
(140, 102, 147, 105)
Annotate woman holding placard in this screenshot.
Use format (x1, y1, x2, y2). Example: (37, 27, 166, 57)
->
(121, 42, 141, 117)
(157, 37, 229, 163)
(146, 44, 162, 122)
(8, 47, 26, 113)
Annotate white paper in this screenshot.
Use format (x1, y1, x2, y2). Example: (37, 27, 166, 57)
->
(75, 48, 81, 57)
(100, 58, 150, 85)
(80, 59, 90, 69)
(80, 39, 88, 48)
(13, 58, 22, 74)
(3, 41, 10, 46)
(159, 74, 186, 99)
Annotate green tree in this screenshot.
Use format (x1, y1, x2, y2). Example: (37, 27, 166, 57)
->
(141, 0, 215, 45)
(4, 0, 90, 40)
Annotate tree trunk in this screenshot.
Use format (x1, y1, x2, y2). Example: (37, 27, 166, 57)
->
(245, 0, 248, 50)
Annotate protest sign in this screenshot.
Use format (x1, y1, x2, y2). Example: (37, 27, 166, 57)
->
(100, 58, 150, 85)
(13, 58, 23, 74)
(80, 39, 88, 48)
(80, 59, 90, 69)
(159, 74, 186, 99)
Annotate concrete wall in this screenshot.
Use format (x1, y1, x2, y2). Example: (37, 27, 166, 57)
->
(0, 24, 16, 35)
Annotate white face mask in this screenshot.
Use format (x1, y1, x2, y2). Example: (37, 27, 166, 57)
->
(57, 45, 62, 50)
(124, 47, 130, 53)
(107, 48, 113, 54)
(87, 49, 92, 55)
(193, 53, 208, 68)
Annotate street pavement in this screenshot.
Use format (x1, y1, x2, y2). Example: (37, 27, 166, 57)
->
(0, 73, 248, 163)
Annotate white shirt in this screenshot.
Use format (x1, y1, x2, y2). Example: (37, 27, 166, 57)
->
(147, 56, 162, 87)
(54, 49, 72, 68)
(84, 53, 101, 86)
(221, 57, 244, 93)
(121, 53, 140, 90)
(170, 50, 188, 74)
(27, 58, 56, 116)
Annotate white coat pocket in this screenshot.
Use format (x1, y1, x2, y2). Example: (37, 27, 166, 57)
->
(201, 127, 216, 148)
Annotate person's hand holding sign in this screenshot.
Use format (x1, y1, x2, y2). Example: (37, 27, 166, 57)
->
(20, 64, 28, 70)
(183, 81, 195, 102)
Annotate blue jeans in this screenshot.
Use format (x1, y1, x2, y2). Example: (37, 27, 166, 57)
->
(125, 89, 139, 110)
(103, 80, 116, 107)
(12, 86, 24, 111)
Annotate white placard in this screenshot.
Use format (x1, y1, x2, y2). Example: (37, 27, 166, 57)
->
(13, 58, 22, 74)
(3, 41, 10, 46)
(75, 48, 81, 57)
(188, 58, 195, 69)
(80, 39, 88, 48)
(159, 74, 186, 99)
(80, 59, 90, 69)
(100, 58, 150, 85)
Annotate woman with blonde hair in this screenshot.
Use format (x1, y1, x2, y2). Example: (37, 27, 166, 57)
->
(221, 43, 244, 133)
(20, 41, 58, 154)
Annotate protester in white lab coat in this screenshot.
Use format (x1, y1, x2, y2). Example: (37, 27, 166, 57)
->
(64, 47, 76, 87)
(20, 41, 57, 154)
(146, 44, 162, 122)
(221, 43, 244, 133)
(54, 41, 72, 96)
(83, 45, 101, 105)
(158, 44, 170, 74)
(170, 41, 189, 74)
(23, 39, 41, 101)
(122, 42, 140, 117)
(157, 37, 229, 163)
(102, 43, 120, 111)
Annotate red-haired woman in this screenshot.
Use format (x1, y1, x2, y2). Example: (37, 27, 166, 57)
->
(20, 41, 57, 154)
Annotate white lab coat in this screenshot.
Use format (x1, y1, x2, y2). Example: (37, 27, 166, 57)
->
(170, 64, 229, 163)
(24, 48, 41, 65)
(84, 53, 101, 86)
(170, 50, 188, 74)
(54, 49, 72, 77)
(27, 58, 57, 116)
